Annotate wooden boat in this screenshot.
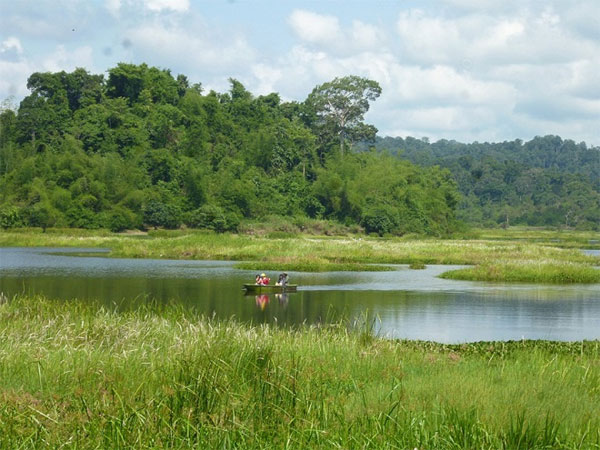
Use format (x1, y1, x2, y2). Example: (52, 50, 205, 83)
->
(243, 284, 298, 293)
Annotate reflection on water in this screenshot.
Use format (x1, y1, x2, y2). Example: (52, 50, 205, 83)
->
(255, 294, 269, 311)
(1, 247, 599, 343)
(249, 293, 290, 312)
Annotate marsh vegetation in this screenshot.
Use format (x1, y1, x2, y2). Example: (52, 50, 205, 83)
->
(1, 295, 599, 449)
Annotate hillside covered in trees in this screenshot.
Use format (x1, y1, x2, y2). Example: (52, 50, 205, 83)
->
(0, 64, 459, 235)
(369, 136, 600, 230)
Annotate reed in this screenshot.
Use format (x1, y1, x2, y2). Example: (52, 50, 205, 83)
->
(1, 294, 599, 448)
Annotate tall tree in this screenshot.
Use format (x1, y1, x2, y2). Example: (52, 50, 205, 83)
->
(305, 76, 381, 157)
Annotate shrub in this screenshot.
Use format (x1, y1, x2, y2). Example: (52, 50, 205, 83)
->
(361, 206, 399, 236)
(143, 201, 181, 229)
(0, 206, 22, 229)
(184, 204, 239, 232)
(107, 207, 140, 232)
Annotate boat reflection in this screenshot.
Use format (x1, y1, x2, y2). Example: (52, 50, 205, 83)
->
(252, 293, 290, 310)
(255, 294, 269, 310)
(276, 293, 289, 308)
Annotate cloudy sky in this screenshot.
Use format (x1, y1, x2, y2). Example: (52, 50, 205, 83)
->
(1, 0, 599, 145)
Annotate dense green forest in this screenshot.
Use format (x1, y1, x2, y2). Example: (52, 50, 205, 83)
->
(368, 136, 600, 229)
(0, 64, 459, 235)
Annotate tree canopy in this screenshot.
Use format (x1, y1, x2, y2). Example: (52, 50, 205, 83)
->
(0, 65, 459, 235)
(305, 76, 381, 157)
(366, 136, 600, 229)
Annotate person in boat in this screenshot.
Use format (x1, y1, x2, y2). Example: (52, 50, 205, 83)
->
(276, 272, 289, 287)
(255, 274, 261, 285)
(260, 273, 270, 285)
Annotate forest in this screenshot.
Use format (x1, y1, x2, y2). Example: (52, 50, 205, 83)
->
(370, 136, 600, 229)
(0, 64, 459, 235)
(0, 63, 597, 234)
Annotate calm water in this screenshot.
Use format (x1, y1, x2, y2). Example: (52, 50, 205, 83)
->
(1, 247, 599, 343)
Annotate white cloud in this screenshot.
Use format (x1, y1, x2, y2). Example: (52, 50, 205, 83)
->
(40, 45, 95, 73)
(288, 10, 385, 55)
(568, 59, 600, 99)
(440, 0, 515, 11)
(288, 9, 342, 46)
(1, 37, 24, 56)
(125, 21, 256, 79)
(395, 8, 596, 67)
(0, 59, 32, 99)
(105, 0, 122, 17)
(106, 0, 189, 16)
(251, 63, 283, 96)
(0, 42, 95, 100)
(143, 0, 189, 13)
(388, 65, 516, 107)
(351, 20, 385, 51)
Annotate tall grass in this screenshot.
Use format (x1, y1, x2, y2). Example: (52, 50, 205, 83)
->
(475, 226, 600, 249)
(441, 260, 600, 283)
(1, 294, 599, 448)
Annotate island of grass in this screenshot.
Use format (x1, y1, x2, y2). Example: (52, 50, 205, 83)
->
(1, 227, 599, 283)
(1, 295, 599, 449)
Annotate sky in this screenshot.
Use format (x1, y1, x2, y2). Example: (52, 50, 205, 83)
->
(1, 0, 599, 145)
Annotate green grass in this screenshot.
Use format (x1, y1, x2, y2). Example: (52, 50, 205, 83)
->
(1, 228, 598, 283)
(441, 261, 600, 284)
(0, 294, 599, 449)
(474, 226, 600, 249)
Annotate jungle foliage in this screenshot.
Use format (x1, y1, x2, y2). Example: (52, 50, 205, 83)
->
(0, 64, 459, 235)
(368, 136, 600, 230)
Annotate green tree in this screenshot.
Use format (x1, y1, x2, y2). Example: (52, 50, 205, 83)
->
(27, 202, 58, 232)
(143, 200, 181, 229)
(305, 76, 381, 157)
(0, 64, 470, 235)
(0, 206, 21, 229)
(17, 72, 72, 148)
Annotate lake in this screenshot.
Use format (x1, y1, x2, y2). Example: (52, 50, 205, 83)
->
(1, 247, 599, 343)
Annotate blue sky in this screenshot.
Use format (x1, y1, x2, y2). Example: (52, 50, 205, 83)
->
(1, 0, 599, 145)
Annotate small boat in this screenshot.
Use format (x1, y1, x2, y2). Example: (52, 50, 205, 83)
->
(243, 284, 298, 293)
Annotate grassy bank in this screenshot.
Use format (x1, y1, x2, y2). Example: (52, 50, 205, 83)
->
(1, 295, 599, 449)
(1, 228, 598, 283)
(441, 260, 600, 284)
(475, 227, 600, 250)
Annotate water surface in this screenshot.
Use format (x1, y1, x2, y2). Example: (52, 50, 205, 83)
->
(1, 247, 599, 343)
